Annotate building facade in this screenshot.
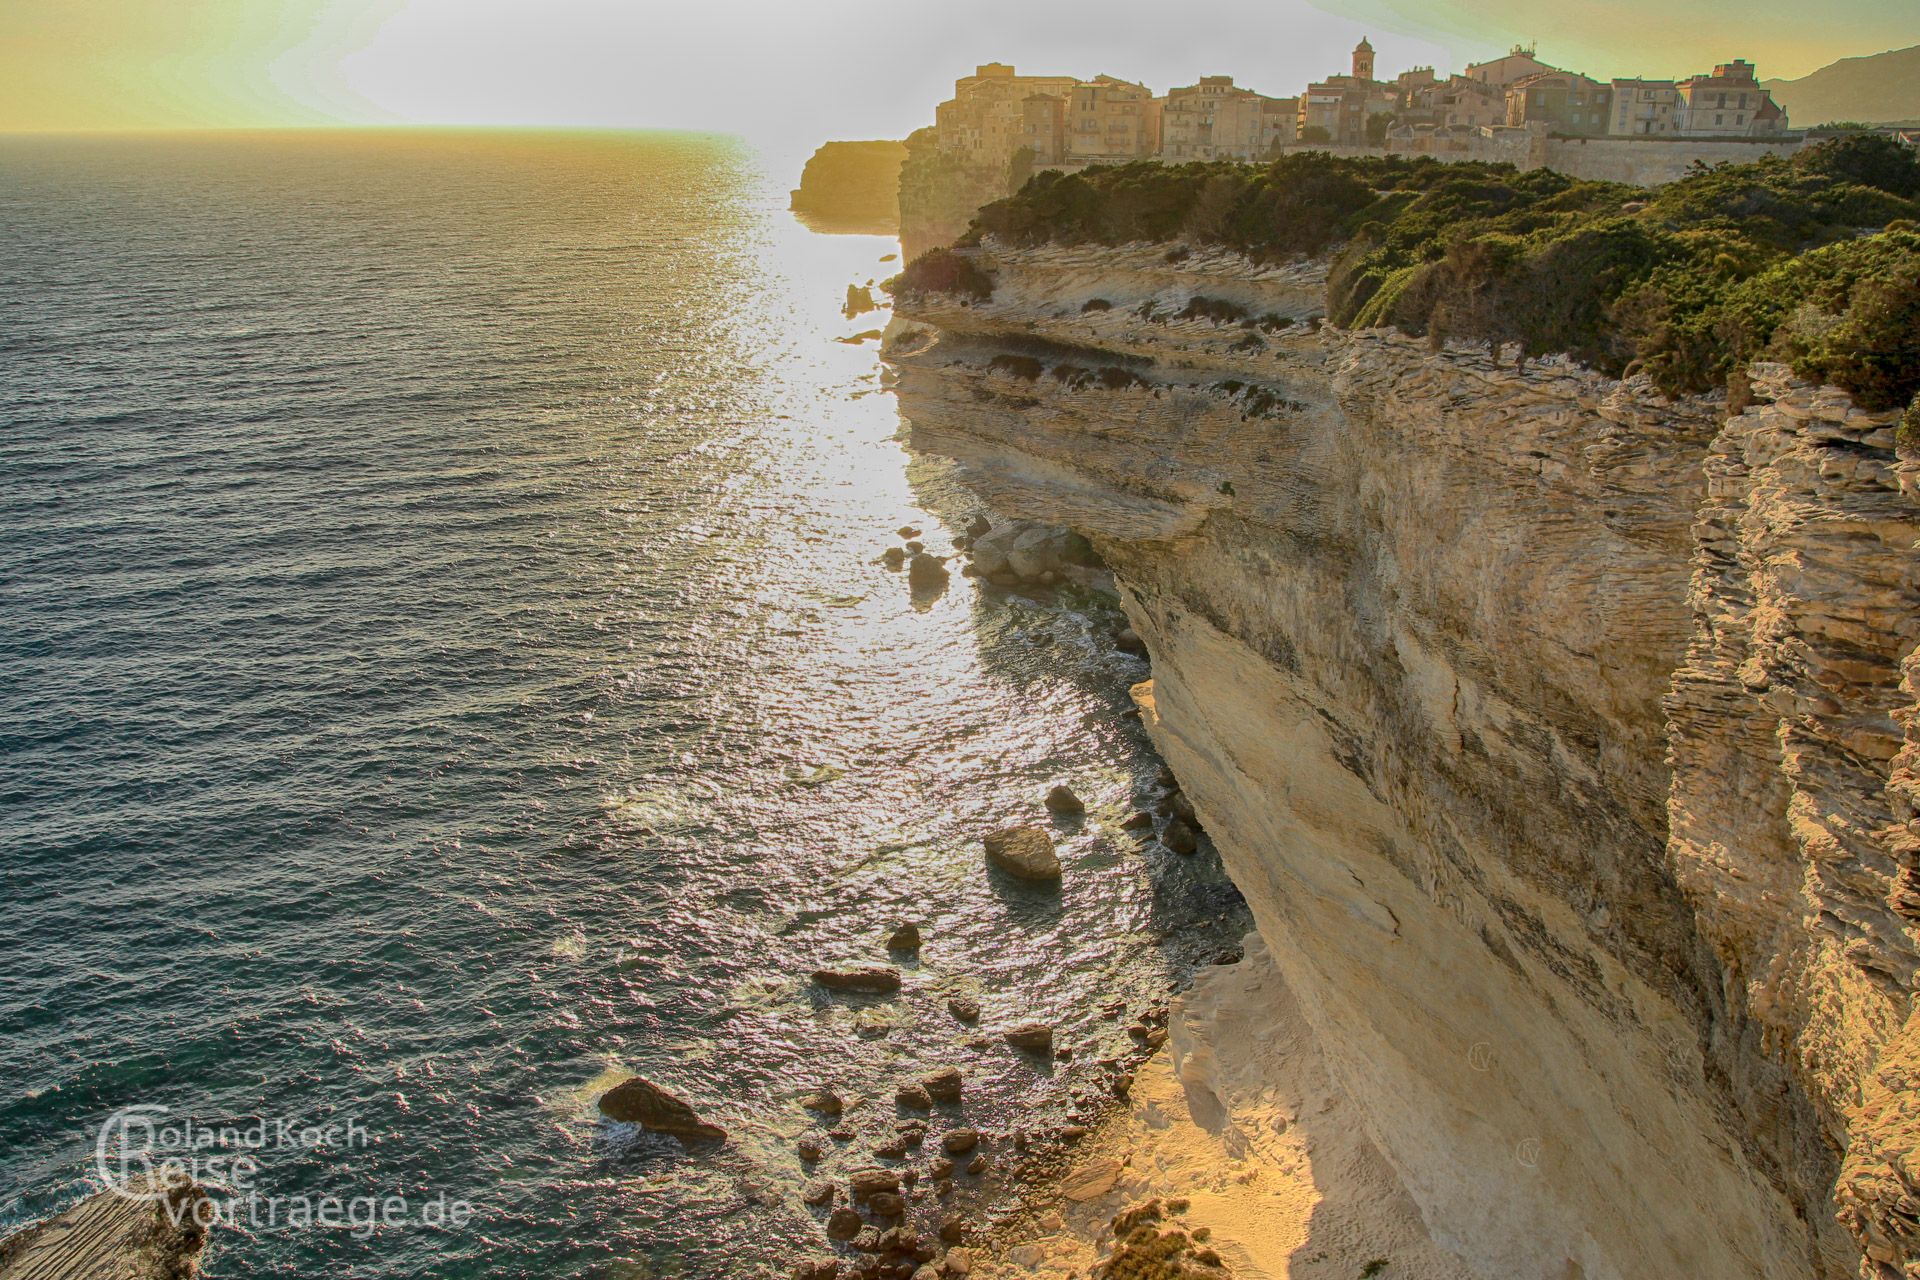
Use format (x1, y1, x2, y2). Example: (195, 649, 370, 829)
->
(1610, 79, 1680, 135)
(1676, 60, 1789, 135)
(1505, 70, 1613, 136)
(1163, 76, 1296, 159)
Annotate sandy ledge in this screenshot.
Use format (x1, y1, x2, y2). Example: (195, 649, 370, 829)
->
(970, 935, 1480, 1280)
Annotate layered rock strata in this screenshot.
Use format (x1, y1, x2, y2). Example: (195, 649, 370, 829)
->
(884, 240, 1919, 1279)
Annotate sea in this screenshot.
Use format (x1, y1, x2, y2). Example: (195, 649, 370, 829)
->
(0, 130, 1246, 1278)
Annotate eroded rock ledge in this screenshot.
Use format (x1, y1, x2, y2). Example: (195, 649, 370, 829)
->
(884, 240, 1920, 1280)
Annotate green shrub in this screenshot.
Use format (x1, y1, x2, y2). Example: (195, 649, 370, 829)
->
(954, 147, 1920, 402)
(889, 248, 995, 300)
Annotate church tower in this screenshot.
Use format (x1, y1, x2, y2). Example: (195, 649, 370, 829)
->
(1352, 37, 1376, 82)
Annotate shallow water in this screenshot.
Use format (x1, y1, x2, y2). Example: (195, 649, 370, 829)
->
(0, 130, 1245, 1277)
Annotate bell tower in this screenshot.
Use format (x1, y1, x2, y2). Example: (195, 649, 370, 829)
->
(1352, 37, 1376, 82)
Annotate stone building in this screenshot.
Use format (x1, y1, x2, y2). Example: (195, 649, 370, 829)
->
(932, 64, 1079, 165)
(1163, 76, 1296, 159)
(1299, 38, 1398, 145)
(1610, 79, 1681, 135)
(1399, 74, 1506, 130)
(1677, 60, 1789, 135)
(1505, 69, 1613, 136)
(1463, 46, 1560, 90)
(1061, 76, 1161, 163)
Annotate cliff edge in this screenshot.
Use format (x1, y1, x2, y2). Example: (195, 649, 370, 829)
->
(885, 240, 1920, 1279)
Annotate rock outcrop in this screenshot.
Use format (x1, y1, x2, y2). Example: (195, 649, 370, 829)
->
(790, 140, 907, 232)
(0, 1177, 210, 1280)
(886, 239, 1920, 1280)
(599, 1075, 728, 1144)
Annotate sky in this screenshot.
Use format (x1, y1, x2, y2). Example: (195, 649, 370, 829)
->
(1, 0, 1911, 153)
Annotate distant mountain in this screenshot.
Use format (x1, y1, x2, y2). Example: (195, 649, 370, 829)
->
(1764, 45, 1920, 126)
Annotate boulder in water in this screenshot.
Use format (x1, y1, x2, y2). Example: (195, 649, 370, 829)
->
(886, 923, 922, 952)
(1002, 1022, 1054, 1053)
(1043, 784, 1085, 815)
(599, 1076, 727, 1144)
(814, 966, 902, 994)
(923, 1065, 963, 1102)
(983, 826, 1061, 882)
(907, 553, 949, 587)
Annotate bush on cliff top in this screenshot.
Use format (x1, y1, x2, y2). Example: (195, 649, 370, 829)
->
(887, 247, 995, 301)
(962, 136, 1920, 405)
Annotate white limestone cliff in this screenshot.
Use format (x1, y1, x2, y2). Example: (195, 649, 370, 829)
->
(884, 241, 1920, 1279)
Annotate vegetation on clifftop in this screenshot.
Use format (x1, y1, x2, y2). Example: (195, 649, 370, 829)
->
(951, 135, 1920, 407)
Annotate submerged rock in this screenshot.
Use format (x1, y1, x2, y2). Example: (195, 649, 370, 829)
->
(1043, 784, 1085, 815)
(800, 1089, 846, 1116)
(983, 825, 1061, 882)
(946, 996, 981, 1023)
(1003, 1022, 1054, 1053)
(814, 966, 902, 994)
(923, 1066, 964, 1102)
(599, 1076, 728, 1144)
(907, 553, 950, 587)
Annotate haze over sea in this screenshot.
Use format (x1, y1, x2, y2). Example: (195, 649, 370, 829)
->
(0, 131, 1243, 1276)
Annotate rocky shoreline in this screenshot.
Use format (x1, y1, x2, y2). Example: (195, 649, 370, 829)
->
(591, 508, 1249, 1280)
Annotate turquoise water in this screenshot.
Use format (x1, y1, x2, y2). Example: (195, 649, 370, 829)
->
(0, 130, 1244, 1277)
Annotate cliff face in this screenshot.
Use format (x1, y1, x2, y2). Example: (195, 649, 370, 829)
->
(789, 140, 907, 232)
(884, 242, 1920, 1280)
(896, 128, 1014, 261)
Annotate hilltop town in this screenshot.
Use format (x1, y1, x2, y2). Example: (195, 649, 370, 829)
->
(929, 42, 1797, 174)
(820, 41, 1915, 253)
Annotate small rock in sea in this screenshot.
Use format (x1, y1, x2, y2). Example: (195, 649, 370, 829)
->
(1162, 819, 1199, 855)
(886, 923, 922, 953)
(907, 554, 949, 587)
(928, 1157, 955, 1179)
(874, 1139, 908, 1159)
(799, 1137, 825, 1161)
(1120, 810, 1153, 830)
(814, 966, 902, 994)
(1003, 1022, 1054, 1053)
(1170, 792, 1198, 825)
(850, 1225, 883, 1252)
(882, 546, 906, 568)
(938, 1215, 966, 1244)
(1060, 1125, 1089, 1141)
(941, 1128, 980, 1154)
(1112, 1073, 1134, 1097)
(902, 1167, 920, 1187)
(804, 1179, 837, 1206)
(896, 526, 921, 539)
(598, 1075, 727, 1144)
(896, 1083, 932, 1110)
(1144, 1028, 1170, 1049)
(982, 826, 1061, 882)
(946, 996, 980, 1024)
(800, 1089, 846, 1116)
(1215, 946, 1244, 965)
(826, 1207, 863, 1240)
(1043, 784, 1085, 815)
(965, 514, 992, 538)
(793, 1259, 839, 1280)
(1054, 1046, 1074, 1060)
(923, 1065, 963, 1102)
(849, 1168, 901, 1198)
(966, 1154, 991, 1176)
(1115, 627, 1148, 656)
(905, 540, 925, 555)
(869, 1191, 905, 1218)
(1012, 1130, 1028, 1151)
(827, 1125, 855, 1141)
